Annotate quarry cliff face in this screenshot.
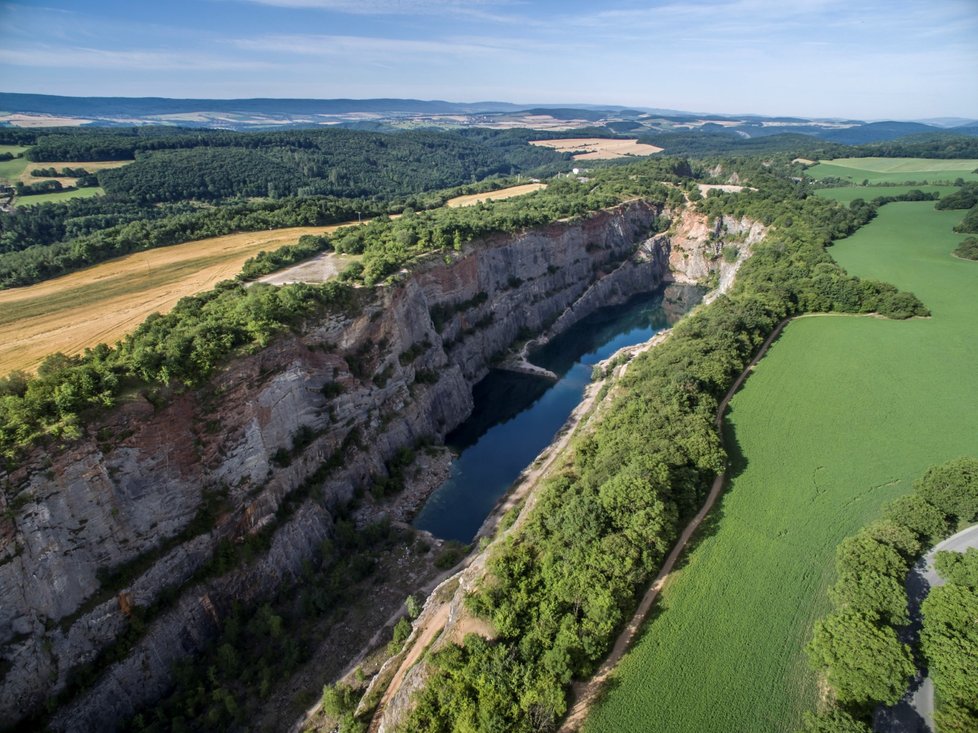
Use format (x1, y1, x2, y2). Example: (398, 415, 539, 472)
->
(0, 201, 760, 730)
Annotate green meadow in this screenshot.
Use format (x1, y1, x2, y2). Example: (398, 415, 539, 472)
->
(15, 186, 105, 206)
(807, 156, 978, 184)
(0, 145, 30, 182)
(584, 201, 978, 732)
(814, 183, 955, 204)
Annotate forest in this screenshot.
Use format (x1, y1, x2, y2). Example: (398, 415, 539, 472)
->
(0, 127, 577, 287)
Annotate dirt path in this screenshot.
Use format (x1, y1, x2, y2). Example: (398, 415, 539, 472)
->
(367, 604, 451, 733)
(558, 316, 792, 732)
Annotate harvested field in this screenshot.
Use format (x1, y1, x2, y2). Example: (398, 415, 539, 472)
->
(445, 182, 545, 207)
(18, 159, 132, 185)
(0, 113, 91, 127)
(528, 138, 663, 159)
(0, 223, 358, 374)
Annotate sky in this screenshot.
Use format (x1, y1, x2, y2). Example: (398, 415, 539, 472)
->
(0, 0, 976, 120)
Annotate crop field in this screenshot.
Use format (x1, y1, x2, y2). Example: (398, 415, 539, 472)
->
(18, 159, 132, 184)
(814, 183, 955, 204)
(0, 145, 30, 181)
(445, 182, 546, 207)
(807, 156, 978, 183)
(0, 223, 358, 375)
(585, 201, 978, 732)
(528, 138, 664, 159)
(16, 187, 105, 206)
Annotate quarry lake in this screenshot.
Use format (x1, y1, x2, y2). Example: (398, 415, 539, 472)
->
(413, 283, 702, 542)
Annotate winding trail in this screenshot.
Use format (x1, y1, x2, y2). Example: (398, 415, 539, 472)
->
(559, 316, 792, 732)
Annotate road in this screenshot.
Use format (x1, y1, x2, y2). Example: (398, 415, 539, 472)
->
(876, 522, 978, 733)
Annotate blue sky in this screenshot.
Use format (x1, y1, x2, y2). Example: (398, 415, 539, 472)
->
(1, 0, 976, 119)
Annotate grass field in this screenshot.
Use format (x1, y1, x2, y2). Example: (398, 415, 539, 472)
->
(0, 223, 359, 375)
(0, 145, 30, 182)
(584, 201, 978, 732)
(528, 138, 664, 159)
(814, 183, 955, 204)
(16, 187, 105, 206)
(807, 157, 978, 184)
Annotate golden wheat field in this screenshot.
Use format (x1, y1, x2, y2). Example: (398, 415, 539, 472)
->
(528, 137, 663, 159)
(444, 182, 546, 207)
(0, 224, 357, 374)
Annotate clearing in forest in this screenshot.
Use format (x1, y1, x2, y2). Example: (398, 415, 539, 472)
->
(584, 201, 978, 732)
(18, 159, 132, 184)
(0, 224, 358, 375)
(808, 157, 978, 184)
(528, 138, 663, 159)
(0, 145, 30, 181)
(15, 187, 106, 206)
(445, 182, 546, 207)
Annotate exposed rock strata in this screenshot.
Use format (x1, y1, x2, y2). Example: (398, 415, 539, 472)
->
(0, 200, 702, 730)
(374, 209, 767, 733)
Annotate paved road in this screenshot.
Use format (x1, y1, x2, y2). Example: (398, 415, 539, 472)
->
(876, 522, 978, 733)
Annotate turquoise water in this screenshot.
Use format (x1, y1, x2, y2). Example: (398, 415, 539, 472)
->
(413, 284, 701, 542)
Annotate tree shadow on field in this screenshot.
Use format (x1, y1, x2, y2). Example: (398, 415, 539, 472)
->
(665, 424, 747, 577)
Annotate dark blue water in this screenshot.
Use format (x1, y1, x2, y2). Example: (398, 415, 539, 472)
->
(412, 284, 702, 542)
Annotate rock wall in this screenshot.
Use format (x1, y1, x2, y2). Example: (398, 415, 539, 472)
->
(373, 207, 768, 733)
(0, 200, 684, 730)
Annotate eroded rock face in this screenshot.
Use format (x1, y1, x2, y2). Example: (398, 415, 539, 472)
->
(0, 200, 694, 730)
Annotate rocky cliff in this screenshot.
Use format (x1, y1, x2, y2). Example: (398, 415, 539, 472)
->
(0, 199, 707, 731)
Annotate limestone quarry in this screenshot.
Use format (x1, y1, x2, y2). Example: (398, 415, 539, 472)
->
(0, 200, 764, 731)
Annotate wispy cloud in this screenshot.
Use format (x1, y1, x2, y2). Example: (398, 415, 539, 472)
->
(235, 0, 524, 22)
(0, 44, 273, 71)
(228, 32, 554, 62)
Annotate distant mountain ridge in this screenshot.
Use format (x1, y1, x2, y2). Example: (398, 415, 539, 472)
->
(2, 93, 977, 144)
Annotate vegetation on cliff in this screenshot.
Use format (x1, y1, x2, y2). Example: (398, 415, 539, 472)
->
(0, 157, 693, 463)
(394, 163, 929, 732)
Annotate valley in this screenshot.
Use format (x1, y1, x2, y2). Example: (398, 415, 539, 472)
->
(1, 99, 976, 733)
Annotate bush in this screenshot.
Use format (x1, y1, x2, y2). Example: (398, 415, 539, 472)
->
(953, 236, 978, 260)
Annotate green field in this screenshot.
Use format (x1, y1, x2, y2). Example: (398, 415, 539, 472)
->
(0, 145, 30, 182)
(814, 183, 955, 204)
(807, 157, 978, 184)
(585, 202, 978, 732)
(15, 186, 105, 206)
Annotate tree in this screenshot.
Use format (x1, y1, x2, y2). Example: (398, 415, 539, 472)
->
(807, 610, 914, 706)
(934, 549, 978, 589)
(915, 457, 978, 523)
(921, 584, 978, 723)
(882, 494, 949, 544)
(798, 709, 872, 733)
